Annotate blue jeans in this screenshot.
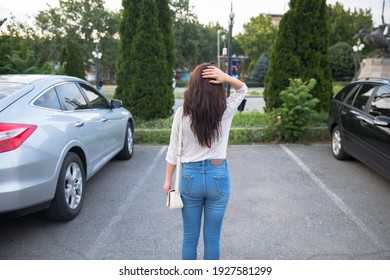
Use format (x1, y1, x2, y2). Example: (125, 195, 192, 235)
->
(180, 159, 230, 260)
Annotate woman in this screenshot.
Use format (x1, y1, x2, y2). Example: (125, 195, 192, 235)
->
(164, 62, 247, 260)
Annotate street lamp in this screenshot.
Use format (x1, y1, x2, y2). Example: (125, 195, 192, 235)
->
(352, 39, 365, 80)
(221, 35, 227, 70)
(227, 3, 235, 96)
(91, 29, 103, 91)
(92, 43, 102, 91)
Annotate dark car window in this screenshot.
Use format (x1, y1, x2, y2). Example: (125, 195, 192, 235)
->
(56, 83, 88, 111)
(79, 83, 109, 109)
(345, 84, 376, 111)
(369, 86, 390, 117)
(334, 83, 359, 102)
(33, 87, 61, 110)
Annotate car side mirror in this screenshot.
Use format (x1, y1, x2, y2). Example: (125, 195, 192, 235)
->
(111, 99, 122, 109)
(373, 115, 390, 127)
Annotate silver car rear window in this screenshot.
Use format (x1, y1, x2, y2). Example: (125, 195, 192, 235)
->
(0, 83, 27, 100)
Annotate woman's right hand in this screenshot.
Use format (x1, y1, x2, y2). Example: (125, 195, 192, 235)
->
(201, 66, 227, 84)
(202, 65, 244, 90)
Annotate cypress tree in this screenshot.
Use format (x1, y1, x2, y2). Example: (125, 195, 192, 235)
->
(132, 0, 171, 119)
(264, 0, 332, 111)
(61, 38, 85, 79)
(157, 0, 175, 112)
(158, 0, 175, 81)
(115, 0, 174, 120)
(115, 0, 138, 104)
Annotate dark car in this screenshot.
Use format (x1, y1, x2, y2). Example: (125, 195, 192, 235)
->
(327, 77, 390, 181)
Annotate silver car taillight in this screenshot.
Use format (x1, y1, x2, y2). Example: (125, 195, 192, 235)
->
(0, 123, 37, 153)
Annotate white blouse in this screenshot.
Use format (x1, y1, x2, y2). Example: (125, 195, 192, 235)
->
(166, 84, 248, 165)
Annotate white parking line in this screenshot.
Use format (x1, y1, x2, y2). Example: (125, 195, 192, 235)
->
(85, 146, 167, 259)
(281, 144, 385, 248)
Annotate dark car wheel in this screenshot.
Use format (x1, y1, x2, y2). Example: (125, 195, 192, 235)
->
(116, 122, 134, 160)
(331, 126, 350, 160)
(44, 152, 85, 221)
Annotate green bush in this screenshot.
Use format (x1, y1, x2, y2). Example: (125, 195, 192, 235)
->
(329, 42, 354, 80)
(264, 78, 320, 142)
(251, 54, 269, 87)
(245, 80, 262, 88)
(135, 129, 171, 145)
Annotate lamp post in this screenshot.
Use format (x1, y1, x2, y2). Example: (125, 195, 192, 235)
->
(352, 39, 365, 80)
(91, 29, 103, 91)
(227, 3, 235, 96)
(217, 29, 223, 68)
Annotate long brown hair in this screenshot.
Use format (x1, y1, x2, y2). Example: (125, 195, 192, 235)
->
(183, 63, 227, 148)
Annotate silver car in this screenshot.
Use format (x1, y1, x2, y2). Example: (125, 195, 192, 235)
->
(0, 75, 134, 221)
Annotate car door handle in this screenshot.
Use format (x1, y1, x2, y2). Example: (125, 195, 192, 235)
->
(101, 118, 108, 122)
(75, 121, 84, 128)
(356, 115, 370, 126)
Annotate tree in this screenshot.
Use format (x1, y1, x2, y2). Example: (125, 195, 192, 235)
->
(0, 15, 32, 73)
(329, 42, 354, 80)
(264, 0, 333, 111)
(251, 54, 269, 87)
(328, 2, 373, 47)
(115, 0, 139, 103)
(171, 0, 202, 70)
(0, 52, 39, 74)
(35, 0, 121, 80)
(116, 0, 174, 120)
(199, 24, 222, 65)
(236, 14, 278, 72)
(61, 37, 85, 79)
(158, 0, 175, 77)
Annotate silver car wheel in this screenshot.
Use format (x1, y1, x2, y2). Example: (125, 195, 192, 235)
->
(332, 129, 342, 156)
(115, 122, 134, 160)
(64, 162, 83, 210)
(127, 126, 134, 155)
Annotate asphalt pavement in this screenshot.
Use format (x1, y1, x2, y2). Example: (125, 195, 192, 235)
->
(1, 144, 390, 260)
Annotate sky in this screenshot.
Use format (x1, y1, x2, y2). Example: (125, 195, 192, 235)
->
(0, 0, 389, 35)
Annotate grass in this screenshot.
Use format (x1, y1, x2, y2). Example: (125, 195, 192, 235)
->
(102, 85, 116, 97)
(135, 111, 269, 129)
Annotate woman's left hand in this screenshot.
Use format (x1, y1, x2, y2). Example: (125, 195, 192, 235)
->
(163, 180, 171, 194)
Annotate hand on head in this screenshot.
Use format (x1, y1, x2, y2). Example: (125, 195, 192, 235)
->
(201, 66, 227, 84)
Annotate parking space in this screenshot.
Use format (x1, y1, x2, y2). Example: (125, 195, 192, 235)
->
(225, 144, 390, 259)
(0, 144, 389, 260)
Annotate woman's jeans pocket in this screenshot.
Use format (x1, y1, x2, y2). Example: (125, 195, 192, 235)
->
(212, 174, 230, 198)
(180, 174, 193, 195)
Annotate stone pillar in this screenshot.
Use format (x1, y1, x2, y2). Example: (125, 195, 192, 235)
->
(358, 58, 390, 79)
